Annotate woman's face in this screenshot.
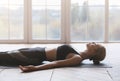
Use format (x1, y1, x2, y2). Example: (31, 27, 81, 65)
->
(86, 42, 100, 53)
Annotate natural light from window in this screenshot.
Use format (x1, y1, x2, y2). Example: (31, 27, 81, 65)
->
(0, 0, 120, 43)
(71, 0, 105, 42)
(32, 0, 61, 40)
(0, 0, 24, 40)
(109, 0, 120, 42)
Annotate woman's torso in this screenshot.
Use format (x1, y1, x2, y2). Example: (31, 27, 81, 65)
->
(45, 48, 57, 61)
(45, 45, 79, 61)
(18, 45, 79, 61)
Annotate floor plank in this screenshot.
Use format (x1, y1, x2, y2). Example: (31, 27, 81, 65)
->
(0, 68, 53, 81)
(51, 68, 112, 81)
(105, 43, 120, 81)
(0, 69, 4, 73)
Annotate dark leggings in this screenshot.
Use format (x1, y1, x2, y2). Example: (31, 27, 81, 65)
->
(0, 50, 46, 66)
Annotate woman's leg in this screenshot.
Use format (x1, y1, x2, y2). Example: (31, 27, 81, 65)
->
(8, 51, 42, 66)
(0, 51, 38, 66)
(0, 52, 21, 66)
(0, 49, 45, 66)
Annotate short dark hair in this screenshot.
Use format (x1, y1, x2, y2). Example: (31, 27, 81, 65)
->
(92, 45, 106, 61)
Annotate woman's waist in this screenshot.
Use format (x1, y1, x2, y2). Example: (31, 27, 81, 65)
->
(45, 48, 57, 61)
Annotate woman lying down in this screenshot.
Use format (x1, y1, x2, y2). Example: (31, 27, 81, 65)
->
(0, 42, 106, 72)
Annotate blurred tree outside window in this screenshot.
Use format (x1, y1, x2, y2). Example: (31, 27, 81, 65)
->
(71, 0, 105, 42)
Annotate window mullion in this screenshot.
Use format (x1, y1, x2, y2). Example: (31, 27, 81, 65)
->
(26, 0, 32, 43)
(65, 0, 71, 44)
(105, 0, 109, 43)
(24, 0, 28, 43)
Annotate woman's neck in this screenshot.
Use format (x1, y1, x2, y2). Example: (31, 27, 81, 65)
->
(79, 50, 92, 60)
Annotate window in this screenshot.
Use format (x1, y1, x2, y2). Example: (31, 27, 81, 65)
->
(71, 0, 105, 42)
(0, 0, 120, 43)
(32, 0, 61, 41)
(0, 0, 24, 40)
(109, 0, 120, 42)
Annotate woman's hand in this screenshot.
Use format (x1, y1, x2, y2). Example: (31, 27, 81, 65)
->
(19, 65, 38, 72)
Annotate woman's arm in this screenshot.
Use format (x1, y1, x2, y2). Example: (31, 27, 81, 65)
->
(19, 55, 83, 72)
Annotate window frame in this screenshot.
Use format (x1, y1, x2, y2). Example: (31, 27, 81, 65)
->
(0, 0, 26, 44)
(0, 0, 120, 44)
(28, 0, 66, 44)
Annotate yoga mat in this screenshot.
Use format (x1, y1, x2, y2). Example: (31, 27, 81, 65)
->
(0, 66, 17, 69)
(76, 60, 112, 68)
(0, 60, 112, 69)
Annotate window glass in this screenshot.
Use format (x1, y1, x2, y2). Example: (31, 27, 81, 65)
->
(71, 0, 105, 42)
(109, 0, 120, 6)
(0, 5, 9, 39)
(9, 6, 24, 39)
(109, 0, 120, 42)
(32, 0, 61, 40)
(0, 0, 24, 40)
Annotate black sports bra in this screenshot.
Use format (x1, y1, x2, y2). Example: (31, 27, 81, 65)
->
(56, 45, 79, 60)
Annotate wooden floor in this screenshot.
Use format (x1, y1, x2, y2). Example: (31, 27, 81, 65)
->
(0, 43, 119, 81)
